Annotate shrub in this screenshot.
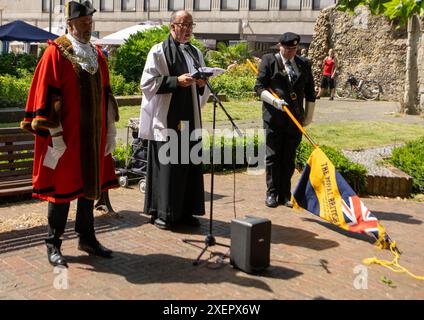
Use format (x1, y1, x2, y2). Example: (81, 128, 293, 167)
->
(389, 137, 424, 193)
(295, 141, 368, 194)
(112, 142, 132, 168)
(202, 132, 265, 173)
(109, 71, 141, 96)
(207, 42, 253, 69)
(0, 53, 37, 76)
(0, 74, 32, 108)
(210, 63, 257, 99)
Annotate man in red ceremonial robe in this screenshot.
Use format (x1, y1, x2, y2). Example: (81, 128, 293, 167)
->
(20, 1, 119, 267)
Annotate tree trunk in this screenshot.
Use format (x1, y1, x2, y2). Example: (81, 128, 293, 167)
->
(403, 15, 420, 115)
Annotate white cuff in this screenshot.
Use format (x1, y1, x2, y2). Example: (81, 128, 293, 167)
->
(260, 90, 277, 107)
(48, 123, 63, 136)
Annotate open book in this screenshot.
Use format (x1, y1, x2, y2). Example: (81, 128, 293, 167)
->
(191, 67, 225, 79)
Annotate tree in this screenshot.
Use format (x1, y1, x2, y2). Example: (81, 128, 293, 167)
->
(337, 0, 424, 114)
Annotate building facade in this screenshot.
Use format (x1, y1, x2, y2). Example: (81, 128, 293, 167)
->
(0, 0, 336, 50)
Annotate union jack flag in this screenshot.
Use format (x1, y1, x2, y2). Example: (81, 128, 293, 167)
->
(342, 195, 380, 240)
(292, 147, 389, 247)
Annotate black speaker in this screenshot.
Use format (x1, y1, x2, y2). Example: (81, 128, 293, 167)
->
(230, 216, 271, 274)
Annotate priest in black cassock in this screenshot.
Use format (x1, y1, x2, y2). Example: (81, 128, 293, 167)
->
(138, 10, 210, 230)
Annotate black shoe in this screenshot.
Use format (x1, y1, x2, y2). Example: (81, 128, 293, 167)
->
(315, 96, 320, 99)
(182, 216, 201, 227)
(78, 238, 113, 258)
(329, 97, 334, 100)
(47, 246, 68, 267)
(153, 218, 170, 230)
(265, 195, 278, 208)
(279, 198, 293, 208)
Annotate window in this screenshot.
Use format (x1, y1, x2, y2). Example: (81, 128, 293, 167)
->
(194, 0, 210, 11)
(145, 0, 159, 11)
(313, 0, 335, 10)
(250, 0, 268, 10)
(221, 0, 239, 10)
(122, 0, 136, 11)
(100, 0, 114, 11)
(168, 0, 184, 11)
(42, 0, 50, 13)
(280, 0, 301, 10)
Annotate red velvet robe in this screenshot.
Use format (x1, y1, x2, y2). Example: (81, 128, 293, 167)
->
(21, 36, 118, 203)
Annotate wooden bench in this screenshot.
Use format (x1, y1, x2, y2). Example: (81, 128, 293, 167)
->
(0, 127, 34, 197)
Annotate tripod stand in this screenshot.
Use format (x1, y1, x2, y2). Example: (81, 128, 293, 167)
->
(181, 44, 242, 266)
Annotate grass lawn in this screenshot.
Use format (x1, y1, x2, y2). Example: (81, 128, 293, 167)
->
(116, 100, 261, 129)
(307, 121, 424, 150)
(117, 101, 423, 150)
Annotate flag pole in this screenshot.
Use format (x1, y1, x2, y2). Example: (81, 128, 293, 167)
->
(246, 59, 318, 148)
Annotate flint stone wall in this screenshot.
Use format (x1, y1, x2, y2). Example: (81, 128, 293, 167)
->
(308, 6, 408, 101)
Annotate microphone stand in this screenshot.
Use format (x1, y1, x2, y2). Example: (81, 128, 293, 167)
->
(181, 44, 242, 266)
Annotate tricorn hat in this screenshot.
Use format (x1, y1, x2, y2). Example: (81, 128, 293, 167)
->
(279, 32, 301, 47)
(65, 1, 97, 20)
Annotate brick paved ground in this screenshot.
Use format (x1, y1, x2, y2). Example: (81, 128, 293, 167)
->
(1, 99, 423, 300)
(1, 170, 423, 300)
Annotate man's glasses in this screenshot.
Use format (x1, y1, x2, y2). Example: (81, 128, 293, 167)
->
(173, 23, 196, 29)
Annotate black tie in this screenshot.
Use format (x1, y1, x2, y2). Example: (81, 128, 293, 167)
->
(285, 60, 298, 84)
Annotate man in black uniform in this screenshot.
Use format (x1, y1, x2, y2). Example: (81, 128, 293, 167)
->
(255, 32, 316, 208)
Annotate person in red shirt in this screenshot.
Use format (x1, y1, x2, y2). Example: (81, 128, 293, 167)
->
(316, 48, 337, 100)
(20, 1, 119, 267)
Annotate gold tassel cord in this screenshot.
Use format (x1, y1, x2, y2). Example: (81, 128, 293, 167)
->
(363, 241, 424, 281)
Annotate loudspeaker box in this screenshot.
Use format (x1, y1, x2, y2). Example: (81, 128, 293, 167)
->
(230, 216, 271, 274)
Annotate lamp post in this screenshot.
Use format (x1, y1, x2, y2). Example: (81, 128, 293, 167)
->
(147, 0, 150, 22)
(49, 0, 53, 32)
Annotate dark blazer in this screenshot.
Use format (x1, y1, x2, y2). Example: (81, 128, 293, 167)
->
(255, 53, 316, 125)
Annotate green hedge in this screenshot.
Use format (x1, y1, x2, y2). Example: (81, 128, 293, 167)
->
(0, 53, 37, 76)
(295, 141, 368, 194)
(210, 63, 257, 99)
(389, 137, 424, 193)
(113, 136, 368, 194)
(0, 74, 32, 108)
(109, 71, 141, 96)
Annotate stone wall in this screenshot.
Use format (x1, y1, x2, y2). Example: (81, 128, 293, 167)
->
(308, 6, 408, 101)
(419, 18, 424, 111)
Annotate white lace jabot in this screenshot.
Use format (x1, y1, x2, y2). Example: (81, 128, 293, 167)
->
(66, 34, 98, 74)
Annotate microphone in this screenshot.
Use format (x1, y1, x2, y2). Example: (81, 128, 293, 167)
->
(180, 43, 202, 70)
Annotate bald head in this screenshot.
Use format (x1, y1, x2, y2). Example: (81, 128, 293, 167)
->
(170, 10, 192, 24)
(170, 10, 194, 44)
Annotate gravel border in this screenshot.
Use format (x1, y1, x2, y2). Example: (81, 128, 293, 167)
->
(343, 145, 404, 177)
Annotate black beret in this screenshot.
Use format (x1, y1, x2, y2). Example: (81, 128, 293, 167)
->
(66, 1, 97, 20)
(279, 32, 301, 47)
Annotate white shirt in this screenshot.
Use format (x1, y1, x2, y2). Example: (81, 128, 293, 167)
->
(66, 34, 98, 74)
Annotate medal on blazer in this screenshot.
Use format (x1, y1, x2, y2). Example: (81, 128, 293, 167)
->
(178, 121, 185, 131)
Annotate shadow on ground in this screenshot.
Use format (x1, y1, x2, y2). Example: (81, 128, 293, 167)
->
(171, 217, 339, 251)
(372, 211, 422, 225)
(301, 217, 375, 245)
(0, 210, 149, 254)
(67, 251, 303, 292)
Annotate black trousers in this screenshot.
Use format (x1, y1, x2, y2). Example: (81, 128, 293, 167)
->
(264, 120, 302, 201)
(45, 197, 95, 248)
